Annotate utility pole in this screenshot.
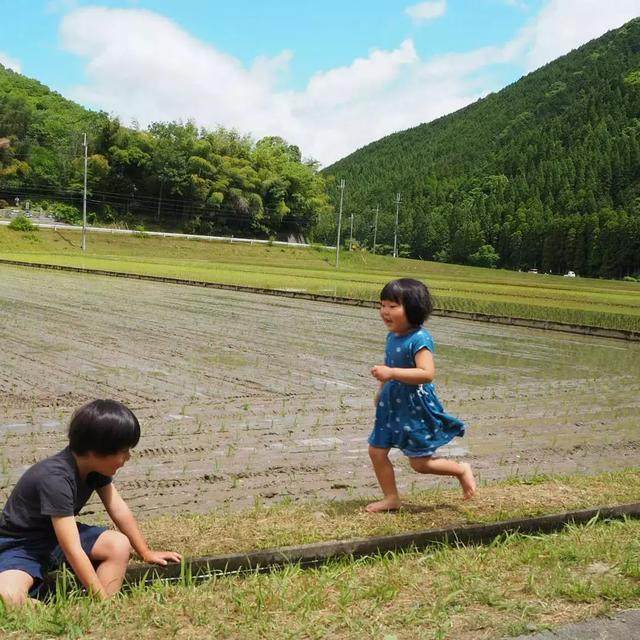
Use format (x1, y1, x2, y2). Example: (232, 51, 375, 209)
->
(372, 204, 379, 254)
(82, 133, 88, 252)
(393, 192, 401, 258)
(349, 206, 354, 249)
(156, 180, 164, 222)
(335, 179, 345, 268)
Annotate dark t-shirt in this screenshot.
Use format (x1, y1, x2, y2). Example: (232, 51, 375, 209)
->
(0, 447, 112, 541)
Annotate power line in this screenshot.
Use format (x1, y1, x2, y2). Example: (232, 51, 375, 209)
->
(0, 184, 309, 224)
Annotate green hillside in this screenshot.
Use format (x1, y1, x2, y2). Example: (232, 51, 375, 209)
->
(322, 18, 640, 279)
(0, 65, 330, 238)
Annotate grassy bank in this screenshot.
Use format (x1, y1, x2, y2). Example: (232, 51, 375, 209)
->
(1, 227, 639, 332)
(1, 470, 638, 639)
(1, 512, 638, 638)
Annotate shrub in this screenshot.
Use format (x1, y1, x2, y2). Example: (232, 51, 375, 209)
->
(434, 249, 449, 263)
(469, 244, 500, 268)
(50, 202, 82, 225)
(8, 214, 37, 232)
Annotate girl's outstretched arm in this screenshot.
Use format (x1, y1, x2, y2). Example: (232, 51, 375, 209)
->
(371, 348, 435, 385)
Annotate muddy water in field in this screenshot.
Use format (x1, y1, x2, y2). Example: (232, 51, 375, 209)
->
(0, 264, 638, 519)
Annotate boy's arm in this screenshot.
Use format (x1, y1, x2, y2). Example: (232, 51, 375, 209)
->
(97, 484, 181, 565)
(51, 516, 107, 599)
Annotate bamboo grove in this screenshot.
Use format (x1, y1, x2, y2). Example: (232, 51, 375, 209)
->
(0, 67, 331, 239)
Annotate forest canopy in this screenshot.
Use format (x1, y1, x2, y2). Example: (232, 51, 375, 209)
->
(322, 18, 640, 279)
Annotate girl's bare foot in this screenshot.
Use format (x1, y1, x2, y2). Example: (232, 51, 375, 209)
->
(365, 496, 401, 513)
(458, 463, 477, 500)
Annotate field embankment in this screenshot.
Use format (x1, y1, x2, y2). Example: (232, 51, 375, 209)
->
(2, 500, 639, 639)
(1, 227, 639, 333)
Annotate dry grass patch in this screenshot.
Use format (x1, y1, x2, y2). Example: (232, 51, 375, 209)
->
(140, 468, 640, 557)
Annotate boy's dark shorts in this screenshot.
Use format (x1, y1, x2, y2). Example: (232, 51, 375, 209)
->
(0, 523, 107, 588)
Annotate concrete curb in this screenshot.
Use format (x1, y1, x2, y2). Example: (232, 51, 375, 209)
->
(122, 502, 639, 585)
(508, 608, 640, 639)
(2, 258, 638, 341)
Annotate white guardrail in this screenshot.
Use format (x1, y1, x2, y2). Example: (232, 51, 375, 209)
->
(0, 220, 335, 250)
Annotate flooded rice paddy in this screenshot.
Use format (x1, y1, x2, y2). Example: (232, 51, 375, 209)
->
(0, 263, 638, 519)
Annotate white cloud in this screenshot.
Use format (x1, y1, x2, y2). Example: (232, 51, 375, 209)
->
(60, 8, 293, 135)
(302, 40, 417, 108)
(58, 3, 640, 166)
(518, 0, 640, 70)
(0, 51, 21, 73)
(59, 7, 431, 164)
(405, 1, 447, 23)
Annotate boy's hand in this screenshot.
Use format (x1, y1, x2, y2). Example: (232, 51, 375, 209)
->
(371, 365, 394, 382)
(142, 550, 182, 566)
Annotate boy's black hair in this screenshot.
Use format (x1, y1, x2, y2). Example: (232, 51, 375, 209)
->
(68, 399, 140, 456)
(380, 278, 433, 326)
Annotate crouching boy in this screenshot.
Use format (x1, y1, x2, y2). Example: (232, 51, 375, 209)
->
(0, 399, 181, 606)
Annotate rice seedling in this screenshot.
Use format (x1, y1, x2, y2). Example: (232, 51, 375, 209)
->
(1, 227, 639, 332)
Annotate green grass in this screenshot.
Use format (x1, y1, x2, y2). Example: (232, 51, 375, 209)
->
(1, 470, 638, 639)
(1, 518, 638, 639)
(1, 227, 639, 332)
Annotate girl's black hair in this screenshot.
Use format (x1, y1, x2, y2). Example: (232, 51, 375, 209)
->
(380, 278, 433, 326)
(68, 399, 140, 456)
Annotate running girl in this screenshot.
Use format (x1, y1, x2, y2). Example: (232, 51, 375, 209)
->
(367, 278, 476, 512)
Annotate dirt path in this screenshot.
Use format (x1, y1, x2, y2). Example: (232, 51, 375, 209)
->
(0, 264, 638, 519)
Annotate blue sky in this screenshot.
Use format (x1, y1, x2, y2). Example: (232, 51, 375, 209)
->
(2, 1, 639, 164)
(3, 0, 540, 92)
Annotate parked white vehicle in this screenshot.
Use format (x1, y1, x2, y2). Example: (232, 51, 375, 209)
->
(564, 270, 576, 277)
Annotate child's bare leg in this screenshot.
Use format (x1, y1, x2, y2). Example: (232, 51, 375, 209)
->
(409, 456, 477, 499)
(366, 446, 401, 512)
(0, 570, 34, 608)
(89, 531, 131, 596)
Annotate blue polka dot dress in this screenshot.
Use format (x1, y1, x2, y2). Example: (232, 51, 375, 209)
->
(368, 327, 465, 457)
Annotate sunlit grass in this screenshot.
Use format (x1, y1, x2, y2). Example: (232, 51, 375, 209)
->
(137, 468, 640, 557)
(1, 518, 638, 639)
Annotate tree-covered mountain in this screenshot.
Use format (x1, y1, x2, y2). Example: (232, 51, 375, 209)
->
(322, 18, 640, 278)
(0, 66, 330, 238)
